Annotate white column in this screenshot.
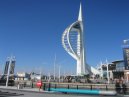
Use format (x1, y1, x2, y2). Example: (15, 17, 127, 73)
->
(48, 73, 51, 82)
(77, 60, 81, 75)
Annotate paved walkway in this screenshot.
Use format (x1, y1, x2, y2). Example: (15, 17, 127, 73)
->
(0, 86, 129, 96)
(0, 86, 49, 93)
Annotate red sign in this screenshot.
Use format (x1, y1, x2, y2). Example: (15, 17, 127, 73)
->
(36, 81, 42, 88)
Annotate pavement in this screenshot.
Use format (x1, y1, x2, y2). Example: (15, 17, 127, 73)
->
(0, 86, 129, 97)
(0, 86, 46, 92)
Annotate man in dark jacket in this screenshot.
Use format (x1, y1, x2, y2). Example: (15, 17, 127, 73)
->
(115, 80, 121, 94)
(122, 82, 127, 94)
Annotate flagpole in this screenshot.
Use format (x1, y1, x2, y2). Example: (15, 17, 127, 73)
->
(54, 54, 56, 81)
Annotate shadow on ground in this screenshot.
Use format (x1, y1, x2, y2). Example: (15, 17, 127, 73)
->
(0, 91, 24, 97)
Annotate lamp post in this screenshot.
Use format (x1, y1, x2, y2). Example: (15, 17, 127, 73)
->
(0, 64, 3, 76)
(106, 59, 110, 84)
(6, 56, 12, 87)
(100, 61, 103, 79)
(48, 72, 51, 82)
(58, 65, 61, 83)
(53, 54, 56, 81)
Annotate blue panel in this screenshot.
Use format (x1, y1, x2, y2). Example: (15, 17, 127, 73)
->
(50, 88, 99, 95)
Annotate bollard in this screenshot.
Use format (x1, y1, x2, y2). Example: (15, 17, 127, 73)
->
(31, 82, 33, 88)
(55, 84, 57, 89)
(17, 84, 20, 89)
(43, 83, 46, 91)
(48, 83, 51, 91)
(91, 85, 92, 90)
(106, 85, 108, 90)
(77, 85, 78, 90)
(68, 84, 69, 89)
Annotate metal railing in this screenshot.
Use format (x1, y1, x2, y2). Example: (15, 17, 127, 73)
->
(42, 82, 115, 91)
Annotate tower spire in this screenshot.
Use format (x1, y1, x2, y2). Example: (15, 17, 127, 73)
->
(78, 2, 82, 21)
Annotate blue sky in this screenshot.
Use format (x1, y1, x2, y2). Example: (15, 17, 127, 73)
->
(0, 0, 129, 75)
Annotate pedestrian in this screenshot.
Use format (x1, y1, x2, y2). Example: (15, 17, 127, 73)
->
(17, 82, 20, 89)
(122, 82, 127, 94)
(115, 80, 121, 93)
(119, 80, 123, 94)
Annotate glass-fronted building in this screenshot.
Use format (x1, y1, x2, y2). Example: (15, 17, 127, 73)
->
(112, 60, 125, 79)
(123, 46, 129, 70)
(1, 57, 16, 80)
(4, 59, 15, 75)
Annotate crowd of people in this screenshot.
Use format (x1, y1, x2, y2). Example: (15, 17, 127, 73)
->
(115, 80, 127, 94)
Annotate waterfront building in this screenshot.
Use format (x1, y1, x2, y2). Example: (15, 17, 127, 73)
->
(100, 63, 115, 79)
(30, 72, 41, 81)
(97, 40, 129, 83)
(112, 60, 125, 79)
(99, 60, 129, 83)
(16, 72, 30, 81)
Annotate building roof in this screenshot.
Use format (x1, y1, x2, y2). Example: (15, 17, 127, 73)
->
(112, 60, 124, 64)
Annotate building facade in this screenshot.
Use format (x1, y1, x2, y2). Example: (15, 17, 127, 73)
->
(4, 57, 15, 75)
(123, 46, 129, 70)
(16, 72, 30, 81)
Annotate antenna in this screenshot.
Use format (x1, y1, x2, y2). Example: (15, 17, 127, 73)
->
(78, 2, 83, 21)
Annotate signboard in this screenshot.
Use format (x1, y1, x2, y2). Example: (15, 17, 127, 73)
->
(36, 81, 42, 88)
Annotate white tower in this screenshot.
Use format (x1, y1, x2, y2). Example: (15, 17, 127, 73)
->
(62, 3, 90, 75)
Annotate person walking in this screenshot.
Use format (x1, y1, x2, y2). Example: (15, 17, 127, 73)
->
(122, 82, 127, 94)
(115, 80, 121, 94)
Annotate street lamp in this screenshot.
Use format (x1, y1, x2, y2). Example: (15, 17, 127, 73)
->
(106, 59, 110, 84)
(58, 65, 61, 83)
(53, 54, 56, 81)
(6, 56, 12, 87)
(100, 61, 103, 79)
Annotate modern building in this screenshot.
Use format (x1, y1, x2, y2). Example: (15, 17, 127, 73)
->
(123, 46, 129, 70)
(15, 72, 42, 81)
(1, 57, 16, 80)
(112, 60, 125, 79)
(99, 60, 129, 83)
(112, 60, 129, 83)
(30, 72, 41, 81)
(98, 62, 115, 79)
(16, 72, 30, 81)
(4, 57, 15, 75)
(123, 39, 129, 82)
(97, 40, 129, 83)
